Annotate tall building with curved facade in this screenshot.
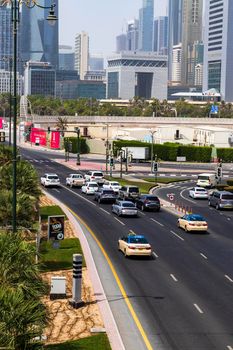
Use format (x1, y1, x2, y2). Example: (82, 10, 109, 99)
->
(138, 0, 154, 51)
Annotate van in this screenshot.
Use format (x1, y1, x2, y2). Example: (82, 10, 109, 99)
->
(208, 191, 233, 210)
(197, 173, 217, 188)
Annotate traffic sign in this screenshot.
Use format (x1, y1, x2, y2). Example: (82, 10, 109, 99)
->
(167, 193, 175, 201)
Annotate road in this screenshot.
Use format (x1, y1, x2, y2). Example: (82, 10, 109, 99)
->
(20, 147, 233, 350)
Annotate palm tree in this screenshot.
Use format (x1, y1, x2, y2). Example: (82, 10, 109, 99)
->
(56, 116, 68, 137)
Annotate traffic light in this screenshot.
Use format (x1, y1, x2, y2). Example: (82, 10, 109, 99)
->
(217, 167, 222, 177)
(28, 126, 32, 133)
(0, 131, 5, 142)
(109, 157, 114, 167)
(153, 162, 158, 172)
(48, 126, 51, 134)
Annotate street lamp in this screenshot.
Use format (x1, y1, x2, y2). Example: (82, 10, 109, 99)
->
(0, 0, 57, 232)
(149, 130, 157, 173)
(75, 127, 81, 165)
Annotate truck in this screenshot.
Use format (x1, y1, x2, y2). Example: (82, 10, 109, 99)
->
(120, 147, 150, 162)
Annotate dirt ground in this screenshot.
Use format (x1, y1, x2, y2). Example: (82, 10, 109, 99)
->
(39, 195, 105, 345)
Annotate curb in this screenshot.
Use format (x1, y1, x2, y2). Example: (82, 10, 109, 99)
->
(43, 190, 125, 350)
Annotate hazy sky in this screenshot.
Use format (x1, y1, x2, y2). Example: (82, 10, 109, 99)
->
(59, 0, 168, 56)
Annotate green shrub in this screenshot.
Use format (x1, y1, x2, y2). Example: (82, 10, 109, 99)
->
(224, 186, 233, 192)
(227, 179, 233, 186)
(217, 148, 233, 162)
(64, 137, 89, 154)
(215, 184, 227, 191)
(177, 145, 212, 162)
(39, 205, 66, 221)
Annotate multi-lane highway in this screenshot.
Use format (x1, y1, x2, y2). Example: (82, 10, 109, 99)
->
(20, 146, 233, 350)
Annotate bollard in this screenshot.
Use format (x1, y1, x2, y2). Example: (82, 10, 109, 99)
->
(69, 254, 84, 308)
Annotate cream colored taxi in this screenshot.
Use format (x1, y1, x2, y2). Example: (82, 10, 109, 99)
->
(177, 214, 208, 232)
(118, 234, 152, 257)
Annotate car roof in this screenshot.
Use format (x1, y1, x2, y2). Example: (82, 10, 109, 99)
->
(128, 234, 145, 239)
(215, 190, 233, 194)
(45, 173, 58, 176)
(186, 214, 205, 219)
(69, 173, 82, 176)
(194, 187, 207, 190)
(86, 181, 98, 185)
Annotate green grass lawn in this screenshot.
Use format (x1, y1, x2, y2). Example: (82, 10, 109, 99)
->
(39, 205, 67, 222)
(45, 334, 111, 350)
(39, 238, 85, 272)
(143, 177, 191, 183)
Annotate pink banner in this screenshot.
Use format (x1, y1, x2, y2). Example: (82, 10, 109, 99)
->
(50, 131, 60, 149)
(0, 118, 3, 129)
(30, 128, 47, 146)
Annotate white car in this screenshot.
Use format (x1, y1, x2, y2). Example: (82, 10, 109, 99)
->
(66, 173, 85, 188)
(40, 173, 60, 187)
(189, 187, 208, 199)
(84, 171, 105, 185)
(103, 181, 121, 193)
(81, 181, 99, 194)
(118, 234, 152, 257)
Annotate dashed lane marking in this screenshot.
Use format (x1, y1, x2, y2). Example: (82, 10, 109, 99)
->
(152, 252, 158, 258)
(99, 207, 110, 215)
(114, 217, 125, 226)
(225, 275, 233, 283)
(60, 185, 97, 206)
(227, 345, 233, 350)
(200, 253, 208, 260)
(170, 274, 178, 282)
(193, 304, 204, 314)
(170, 230, 184, 241)
(150, 218, 164, 227)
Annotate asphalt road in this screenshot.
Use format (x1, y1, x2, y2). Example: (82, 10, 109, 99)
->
(20, 147, 233, 350)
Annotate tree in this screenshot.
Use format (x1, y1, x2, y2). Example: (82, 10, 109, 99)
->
(0, 231, 48, 349)
(56, 116, 68, 136)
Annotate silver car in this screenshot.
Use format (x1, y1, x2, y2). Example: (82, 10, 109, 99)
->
(209, 190, 233, 210)
(112, 200, 138, 217)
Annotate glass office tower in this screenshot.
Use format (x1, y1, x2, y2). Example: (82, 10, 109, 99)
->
(20, 0, 59, 70)
(138, 0, 154, 51)
(0, 6, 12, 70)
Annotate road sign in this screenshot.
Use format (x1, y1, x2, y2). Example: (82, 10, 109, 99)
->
(176, 156, 186, 162)
(167, 193, 175, 201)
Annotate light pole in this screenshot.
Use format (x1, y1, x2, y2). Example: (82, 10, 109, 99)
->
(75, 127, 81, 165)
(1, 0, 57, 232)
(105, 124, 110, 174)
(149, 130, 157, 173)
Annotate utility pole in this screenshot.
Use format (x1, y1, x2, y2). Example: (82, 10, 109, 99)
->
(150, 130, 157, 173)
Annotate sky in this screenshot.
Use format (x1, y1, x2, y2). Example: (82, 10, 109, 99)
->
(59, 0, 167, 56)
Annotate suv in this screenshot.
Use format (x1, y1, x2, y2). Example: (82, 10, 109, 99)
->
(135, 194, 160, 211)
(84, 171, 105, 185)
(118, 185, 140, 201)
(208, 190, 233, 210)
(66, 173, 85, 188)
(94, 188, 117, 203)
(40, 173, 60, 187)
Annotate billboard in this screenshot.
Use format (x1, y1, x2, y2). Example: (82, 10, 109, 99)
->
(48, 215, 65, 241)
(50, 131, 60, 149)
(30, 128, 47, 146)
(0, 118, 3, 129)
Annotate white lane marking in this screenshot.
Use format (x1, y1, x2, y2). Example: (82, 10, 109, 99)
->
(60, 185, 97, 206)
(193, 304, 204, 314)
(227, 218, 231, 221)
(225, 275, 233, 283)
(220, 212, 223, 215)
(129, 230, 136, 234)
(180, 188, 196, 204)
(170, 174, 176, 177)
(200, 253, 208, 260)
(99, 207, 110, 215)
(140, 212, 146, 216)
(150, 218, 164, 227)
(160, 173, 166, 176)
(114, 217, 125, 226)
(170, 230, 184, 241)
(227, 346, 233, 350)
(170, 274, 178, 282)
(53, 189, 60, 193)
(152, 252, 158, 258)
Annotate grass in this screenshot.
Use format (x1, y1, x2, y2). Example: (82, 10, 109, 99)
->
(39, 238, 85, 272)
(143, 177, 191, 184)
(39, 205, 67, 222)
(45, 334, 111, 350)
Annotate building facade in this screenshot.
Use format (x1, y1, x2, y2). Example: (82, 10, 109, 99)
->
(0, 69, 23, 95)
(138, 0, 154, 51)
(75, 31, 89, 80)
(153, 16, 168, 55)
(24, 61, 55, 97)
(116, 34, 127, 52)
(20, 0, 59, 70)
(0, 6, 12, 70)
(203, 0, 233, 102)
(181, 0, 203, 85)
(168, 0, 183, 80)
(59, 45, 75, 71)
(106, 51, 167, 100)
(126, 20, 139, 51)
(172, 44, 182, 83)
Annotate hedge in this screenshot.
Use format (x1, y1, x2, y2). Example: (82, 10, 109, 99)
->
(113, 140, 212, 162)
(64, 137, 89, 154)
(217, 148, 233, 162)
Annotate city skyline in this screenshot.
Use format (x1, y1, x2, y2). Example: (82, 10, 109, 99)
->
(59, 0, 167, 55)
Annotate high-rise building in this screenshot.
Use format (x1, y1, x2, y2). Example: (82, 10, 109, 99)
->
(20, 0, 59, 70)
(89, 54, 104, 71)
(0, 69, 23, 95)
(187, 41, 204, 85)
(168, 0, 183, 80)
(0, 6, 12, 70)
(116, 34, 127, 52)
(74, 31, 89, 80)
(203, 0, 233, 102)
(24, 61, 55, 97)
(181, 0, 203, 85)
(126, 20, 139, 51)
(172, 44, 182, 83)
(153, 16, 168, 55)
(59, 45, 75, 71)
(138, 0, 154, 51)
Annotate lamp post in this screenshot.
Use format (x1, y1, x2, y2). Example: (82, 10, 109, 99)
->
(1, 56, 12, 145)
(75, 127, 81, 165)
(149, 130, 157, 174)
(0, 0, 57, 232)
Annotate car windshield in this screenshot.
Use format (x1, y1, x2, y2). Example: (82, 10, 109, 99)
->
(103, 190, 114, 194)
(88, 184, 97, 187)
(144, 196, 158, 201)
(128, 236, 148, 244)
(196, 188, 207, 192)
(198, 175, 210, 180)
(93, 172, 103, 177)
(48, 176, 58, 180)
(111, 182, 120, 186)
(122, 202, 136, 208)
(188, 215, 205, 221)
(73, 175, 82, 178)
(222, 194, 233, 200)
(128, 187, 139, 193)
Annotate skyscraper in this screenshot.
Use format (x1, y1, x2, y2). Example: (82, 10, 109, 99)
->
(74, 31, 89, 80)
(168, 0, 183, 80)
(153, 16, 168, 55)
(181, 0, 203, 85)
(0, 5, 12, 70)
(138, 0, 154, 51)
(20, 0, 59, 69)
(116, 34, 127, 52)
(126, 20, 139, 51)
(203, 0, 233, 102)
